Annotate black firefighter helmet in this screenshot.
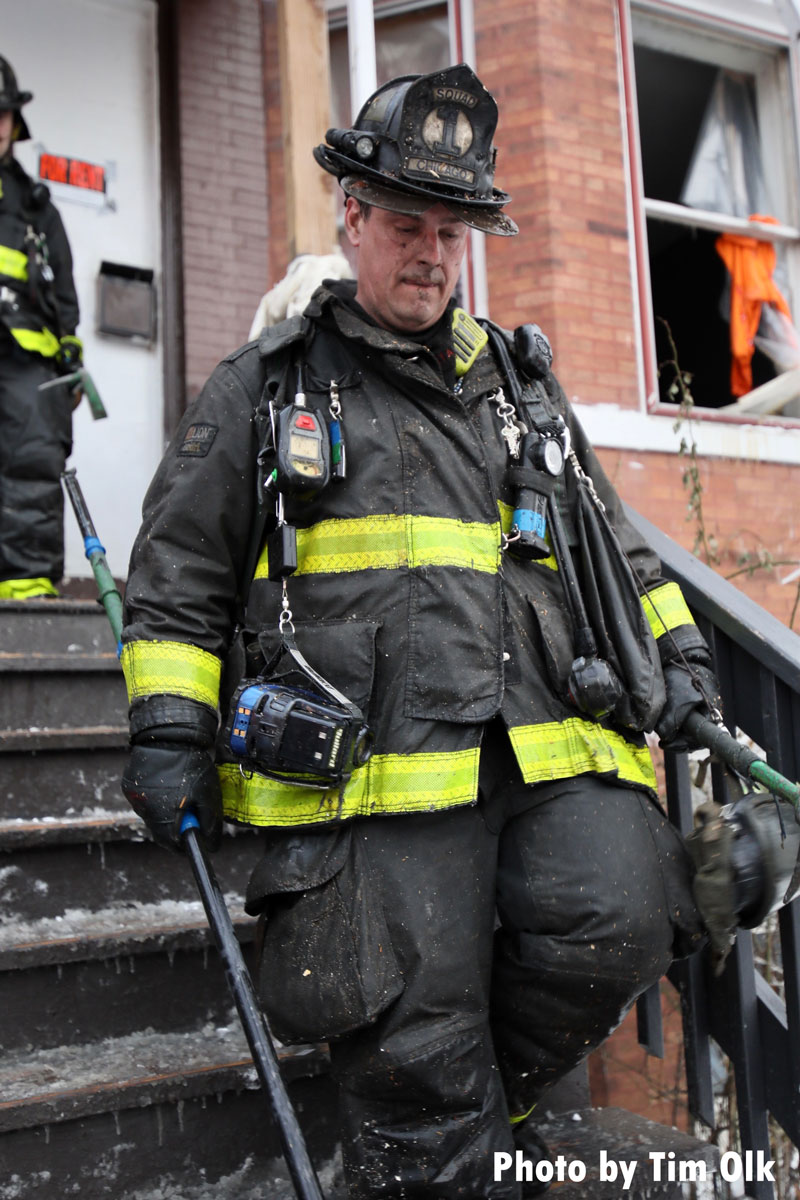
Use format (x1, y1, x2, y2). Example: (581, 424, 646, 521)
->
(314, 63, 518, 237)
(0, 55, 33, 142)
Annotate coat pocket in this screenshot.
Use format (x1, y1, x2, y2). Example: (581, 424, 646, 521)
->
(256, 617, 380, 719)
(527, 590, 576, 700)
(245, 825, 404, 1044)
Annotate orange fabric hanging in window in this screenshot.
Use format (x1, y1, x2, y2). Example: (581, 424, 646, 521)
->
(715, 214, 793, 396)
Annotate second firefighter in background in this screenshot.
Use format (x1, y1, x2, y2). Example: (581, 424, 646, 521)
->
(0, 54, 82, 600)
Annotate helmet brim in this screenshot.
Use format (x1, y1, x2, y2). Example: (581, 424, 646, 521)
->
(13, 111, 31, 142)
(341, 174, 518, 238)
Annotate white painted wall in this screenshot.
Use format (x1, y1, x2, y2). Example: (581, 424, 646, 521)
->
(9, 0, 162, 581)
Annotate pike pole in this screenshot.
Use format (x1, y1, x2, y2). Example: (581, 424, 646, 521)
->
(61, 468, 123, 651)
(60, 469, 326, 1200)
(40, 366, 108, 419)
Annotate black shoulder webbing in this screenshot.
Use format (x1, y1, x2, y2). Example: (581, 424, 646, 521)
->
(478, 318, 561, 430)
(236, 320, 311, 616)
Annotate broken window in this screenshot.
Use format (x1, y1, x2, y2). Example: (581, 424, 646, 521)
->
(632, 11, 800, 416)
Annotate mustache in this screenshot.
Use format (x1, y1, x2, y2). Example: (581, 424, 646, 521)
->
(402, 271, 445, 287)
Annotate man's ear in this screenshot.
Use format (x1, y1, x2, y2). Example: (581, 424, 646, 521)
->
(343, 196, 363, 248)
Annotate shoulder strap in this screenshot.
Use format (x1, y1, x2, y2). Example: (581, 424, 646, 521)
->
(236, 328, 308, 619)
(478, 318, 561, 429)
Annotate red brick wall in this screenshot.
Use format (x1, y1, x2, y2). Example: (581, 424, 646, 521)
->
(474, 0, 639, 410)
(599, 447, 800, 631)
(589, 986, 691, 1131)
(178, 0, 270, 399)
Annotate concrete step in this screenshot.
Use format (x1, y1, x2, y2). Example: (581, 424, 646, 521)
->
(0, 1024, 328, 1130)
(0, 895, 257, 1049)
(0, 650, 128, 731)
(117, 1152, 348, 1200)
(0, 1027, 340, 1200)
(0, 597, 118, 655)
(525, 1106, 726, 1199)
(0, 822, 262, 923)
(0, 811, 144, 849)
(0, 736, 129, 819)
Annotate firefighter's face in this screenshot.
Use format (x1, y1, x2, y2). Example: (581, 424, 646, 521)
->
(0, 111, 14, 157)
(345, 198, 468, 333)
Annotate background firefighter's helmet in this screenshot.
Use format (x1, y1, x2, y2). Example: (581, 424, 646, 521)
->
(315, 64, 518, 237)
(0, 56, 33, 143)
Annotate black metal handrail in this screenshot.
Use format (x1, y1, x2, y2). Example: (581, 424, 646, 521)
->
(627, 505, 800, 1200)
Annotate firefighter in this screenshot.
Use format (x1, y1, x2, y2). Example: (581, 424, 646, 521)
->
(120, 65, 714, 1198)
(0, 55, 81, 599)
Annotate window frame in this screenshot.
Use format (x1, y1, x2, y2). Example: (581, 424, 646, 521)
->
(620, 0, 800, 426)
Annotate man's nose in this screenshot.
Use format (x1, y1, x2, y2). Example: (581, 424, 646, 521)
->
(416, 227, 444, 264)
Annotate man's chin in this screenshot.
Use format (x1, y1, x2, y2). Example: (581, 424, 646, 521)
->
(391, 300, 447, 334)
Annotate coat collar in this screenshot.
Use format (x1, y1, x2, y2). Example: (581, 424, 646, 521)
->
(306, 280, 504, 406)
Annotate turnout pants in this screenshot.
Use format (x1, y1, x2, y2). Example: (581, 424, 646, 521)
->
(251, 723, 702, 1199)
(0, 352, 72, 584)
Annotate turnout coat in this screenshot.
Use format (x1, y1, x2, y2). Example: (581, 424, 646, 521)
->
(0, 155, 79, 357)
(121, 281, 696, 828)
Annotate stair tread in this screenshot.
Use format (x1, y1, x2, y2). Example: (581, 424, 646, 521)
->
(528, 1106, 722, 1196)
(0, 893, 251, 962)
(0, 598, 107, 613)
(0, 813, 258, 843)
(0, 725, 128, 750)
(118, 1153, 347, 1200)
(0, 811, 145, 847)
(0, 1024, 254, 1104)
(0, 1024, 328, 1131)
(0, 814, 260, 856)
(0, 650, 120, 668)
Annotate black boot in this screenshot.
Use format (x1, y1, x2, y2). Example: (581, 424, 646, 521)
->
(513, 1122, 552, 1197)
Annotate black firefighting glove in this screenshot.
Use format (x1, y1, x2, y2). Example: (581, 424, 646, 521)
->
(655, 626, 722, 750)
(56, 334, 83, 374)
(121, 695, 223, 853)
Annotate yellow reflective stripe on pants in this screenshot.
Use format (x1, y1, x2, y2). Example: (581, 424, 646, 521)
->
(255, 513, 501, 579)
(219, 745, 481, 827)
(497, 500, 558, 571)
(640, 581, 695, 641)
(0, 245, 28, 281)
(0, 577, 58, 599)
(10, 326, 60, 357)
(120, 639, 221, 708)
(509, 717, 656, 791)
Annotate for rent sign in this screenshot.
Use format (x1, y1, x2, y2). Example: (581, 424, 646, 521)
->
(38, 153, 106, 194)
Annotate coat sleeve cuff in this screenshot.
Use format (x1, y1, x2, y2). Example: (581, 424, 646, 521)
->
(120, 639, 222, 710)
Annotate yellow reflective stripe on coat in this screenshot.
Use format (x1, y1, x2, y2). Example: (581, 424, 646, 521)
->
(640, 581, 696, 641)
(10, 326, 60, 357)
(0, 244, 28, 281)
(255, 514, 501, 579)
(219, 745, 481, 827)
(509, 717, 656, 791)
(120, 640, 221, 708)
